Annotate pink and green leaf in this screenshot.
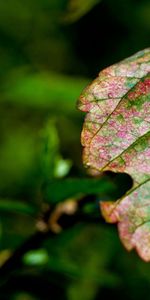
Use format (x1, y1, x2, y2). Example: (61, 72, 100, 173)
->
(78, 48, 150, 261)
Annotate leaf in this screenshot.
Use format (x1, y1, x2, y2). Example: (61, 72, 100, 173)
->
(0, 199, 37, 216)
(23, 249, 49, 266)
(78, 48, 150, 261)
(45, 177, 118, 204)
(3, 71, 88, 112)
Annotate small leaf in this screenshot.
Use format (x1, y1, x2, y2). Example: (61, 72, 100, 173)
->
(78, 48, 150, 261)
(54, 158, 72, 178)
(23, 249, 49, 266)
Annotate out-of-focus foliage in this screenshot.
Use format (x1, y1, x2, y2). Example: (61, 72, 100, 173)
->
(0, 0, 150, 299)
(63, 0, 101, 23)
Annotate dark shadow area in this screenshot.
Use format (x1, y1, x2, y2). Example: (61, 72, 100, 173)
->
(104, 171, 133, 199)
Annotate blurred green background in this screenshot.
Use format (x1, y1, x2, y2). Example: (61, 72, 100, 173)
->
(0, 0, 150, 299)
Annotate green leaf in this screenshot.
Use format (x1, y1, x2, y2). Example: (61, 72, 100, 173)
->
(78, 48, 150, 261)
(41, 119, 60, 180)
(54, 158, 72, 178)
(0, 199, 37, 216)
(41, 118, 72, 181)
(3, 71, 88, 112)
(23, 249, 49, 266)
(45, 177, 117, 204)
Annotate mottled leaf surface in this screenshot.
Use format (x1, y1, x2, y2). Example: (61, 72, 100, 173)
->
(78, 49, 150, 261)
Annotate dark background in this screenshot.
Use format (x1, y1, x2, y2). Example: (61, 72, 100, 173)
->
(0, 0, 150, 299)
